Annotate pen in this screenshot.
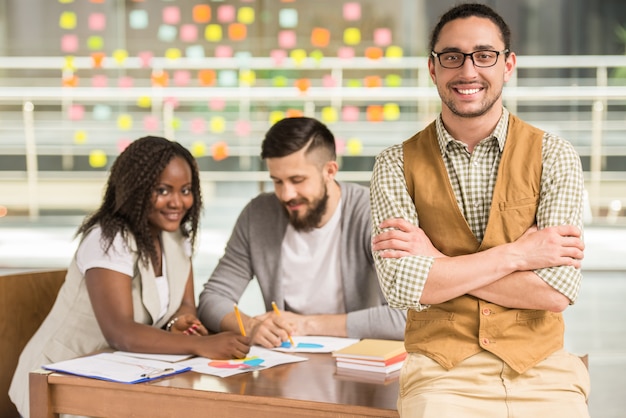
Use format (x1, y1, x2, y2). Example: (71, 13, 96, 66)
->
(141, 367, 174, 378)
(271, 301, 295, 347)
(233, 303, 246, 336)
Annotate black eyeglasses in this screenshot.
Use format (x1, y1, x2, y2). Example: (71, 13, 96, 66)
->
(431, 49, 509, 69)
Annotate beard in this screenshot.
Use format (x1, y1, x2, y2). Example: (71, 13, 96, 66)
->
(440, 83, 502, 118)
(283, 183, 329, 232)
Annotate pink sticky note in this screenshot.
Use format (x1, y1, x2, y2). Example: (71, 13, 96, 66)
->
(180, 24, 198, 42)
(342, 105, 359, 122)
(68, 105, 85, 121)
(322, 74, 336, 88)
(61, 34, 78, 53)
(89, 13, 106, 31)
(138, 51, 153, 68)
(374, 28, 392, 46)
(337, 47, 355, 59)
(278, 30, 296, 49)
(335, 137, 346, 154)
(164, 97, 180, 109)
(235, 120, 251, 137)
(144, 116, 159, 131)
(118, 76, 133, 88)
(217, 5, 235, 23)
(174, 70, 191, 86)
(91, 75, 108, 88)
(163, 6, 180, 25)
(117, 138, 132, 153)
(343, 3, 361, 21)
(270, 49, 287, 66)
(209, 99, 226, 111)
(190, 118, 206, 134)
(215, 45, 233, 58)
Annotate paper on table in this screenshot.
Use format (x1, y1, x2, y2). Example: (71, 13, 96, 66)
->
(113, 351, 193, 362)
(43, 352, 191, 384)
(180, 346, 307, 378)
(271, 336, 360, 353)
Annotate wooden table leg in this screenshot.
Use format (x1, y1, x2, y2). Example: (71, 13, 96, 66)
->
(30, 369, 56, 418)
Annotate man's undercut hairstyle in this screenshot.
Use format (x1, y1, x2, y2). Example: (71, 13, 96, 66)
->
(429, 3, 512, 59)
(260, 117, 336, 163)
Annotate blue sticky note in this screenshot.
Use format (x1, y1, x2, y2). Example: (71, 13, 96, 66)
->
(186, 45, 205, 60)
(218, 70, 237, 87)
(158, 25, 177, 42)
(129, 10, 148, 30)
(279, 8, 297, 28)
(92, 105, 112, 120)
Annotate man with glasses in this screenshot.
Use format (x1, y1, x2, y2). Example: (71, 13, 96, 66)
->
(370, 3, 589, 417)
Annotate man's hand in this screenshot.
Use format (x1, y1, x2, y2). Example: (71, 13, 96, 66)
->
(250, 311, 298, 348)
(372, 218, 445, 258)
(508, 225, 584, 271)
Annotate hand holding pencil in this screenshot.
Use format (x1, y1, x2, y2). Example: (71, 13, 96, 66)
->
(271, 301, 296, 347)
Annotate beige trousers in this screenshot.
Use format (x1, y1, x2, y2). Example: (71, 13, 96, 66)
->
(398, 349, 590, 418)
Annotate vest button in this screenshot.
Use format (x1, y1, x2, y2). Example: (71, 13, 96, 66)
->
(482, 338, 490, 345)
(482, 308, 491, 316)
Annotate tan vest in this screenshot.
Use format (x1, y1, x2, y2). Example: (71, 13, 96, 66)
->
(402, 115, 563, 374)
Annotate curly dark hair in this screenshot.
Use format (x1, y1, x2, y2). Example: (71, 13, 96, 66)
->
(429, 3, 512, 57)
(76, 136, 203, 268)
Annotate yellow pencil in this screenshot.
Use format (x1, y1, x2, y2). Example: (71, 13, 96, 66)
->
(233, 303, 246, 336)
(271, 301, 295, 347)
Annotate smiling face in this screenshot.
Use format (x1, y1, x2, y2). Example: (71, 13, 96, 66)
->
(266, 146, 337, 232)
(147, 156, 194, 236)
(429, 15, 516, 121)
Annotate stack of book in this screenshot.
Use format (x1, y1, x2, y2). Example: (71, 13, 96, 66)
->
(332, 339, 406, 381)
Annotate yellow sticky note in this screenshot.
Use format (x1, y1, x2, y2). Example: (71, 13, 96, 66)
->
(346, 138, 363, 155)
(191, 141, 206, 157)
(59, 12, 77, 30)
(272, 75, 288, 87)
(383, 103, 400, 121)
(237, 7, 255, 24)
(89, 150, 107, 168)
(321, 107, 338, 123)
(205, 24, 222, 42)
(170, 117, 182, 131)
(87, 36, 104, 51)
(73, 130, 87, 144)
(165, 48, 182, 61)
(210, 116, 226, 133)
(289, 48, 307, 65)
(239, 69, 256, 86)
(63, 56, 75, 71)
(117, 114, 133, 130)
(269, 111, 285, 125)
(385, 74, 402, 87)
(136, 96, 151, 108)
(112, 49, 128, 65)
(343, 28, 361, 45)
(386, 45, 404, 58)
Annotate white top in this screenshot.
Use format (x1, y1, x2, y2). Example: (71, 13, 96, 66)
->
(76, 226, 170, 321)
(280, 200, 345, 314)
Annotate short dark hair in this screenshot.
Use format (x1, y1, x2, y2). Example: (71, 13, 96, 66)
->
(77, 136, 202, 267)
(429, 3, 511, 57)
(260, 117, 336, 162)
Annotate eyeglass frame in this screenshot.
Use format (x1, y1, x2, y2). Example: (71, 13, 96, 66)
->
(430, 49, 510, 69)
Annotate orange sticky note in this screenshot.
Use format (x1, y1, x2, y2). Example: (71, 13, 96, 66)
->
(311, 27, 330, 48)
(294, 78, 310, 93)
(198, 69, 216, 86)
(364, 75, 382, 88)
(193, 5, 211, 23)
(366, 105, 384, 122)
(212, 141, 229, 161)
(285, 109, 304, 118)
(151, 70, 169, 87)
(228, 23, 247, 41)
(62, 74, 79, 87)
(365, 47, 383, 60)
(91, 52, 105, 68)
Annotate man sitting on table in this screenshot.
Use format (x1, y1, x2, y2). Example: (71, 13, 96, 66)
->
(197, 117, 406, 347)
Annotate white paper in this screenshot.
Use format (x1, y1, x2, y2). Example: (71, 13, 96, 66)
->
(114, 351, 193, 363)
(179, 346, 308, 378)
(43, 352, 191, 383)
(271, 336, 360, 353)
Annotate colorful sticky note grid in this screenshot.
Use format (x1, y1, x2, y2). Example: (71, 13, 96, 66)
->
(193, 5, 211, 23)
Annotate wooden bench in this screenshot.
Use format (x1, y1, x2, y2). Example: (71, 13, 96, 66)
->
(0, 269, 66, 418)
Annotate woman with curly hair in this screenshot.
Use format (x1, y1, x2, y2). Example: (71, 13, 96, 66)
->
(9, 136, 250, 417)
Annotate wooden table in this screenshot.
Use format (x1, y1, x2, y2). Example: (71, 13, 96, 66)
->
(30, 352, 400, 418)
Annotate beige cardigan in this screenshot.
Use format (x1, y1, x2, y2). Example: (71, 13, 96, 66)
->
(9, 229, 191, 417)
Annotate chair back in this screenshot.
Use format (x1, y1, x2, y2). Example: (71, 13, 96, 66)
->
(0, 269, 66, 418)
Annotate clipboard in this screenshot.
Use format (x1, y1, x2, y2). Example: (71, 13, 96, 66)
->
(43, 352, 191, 384)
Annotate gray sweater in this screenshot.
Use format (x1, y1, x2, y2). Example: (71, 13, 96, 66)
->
(197, 182, 406, 340)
